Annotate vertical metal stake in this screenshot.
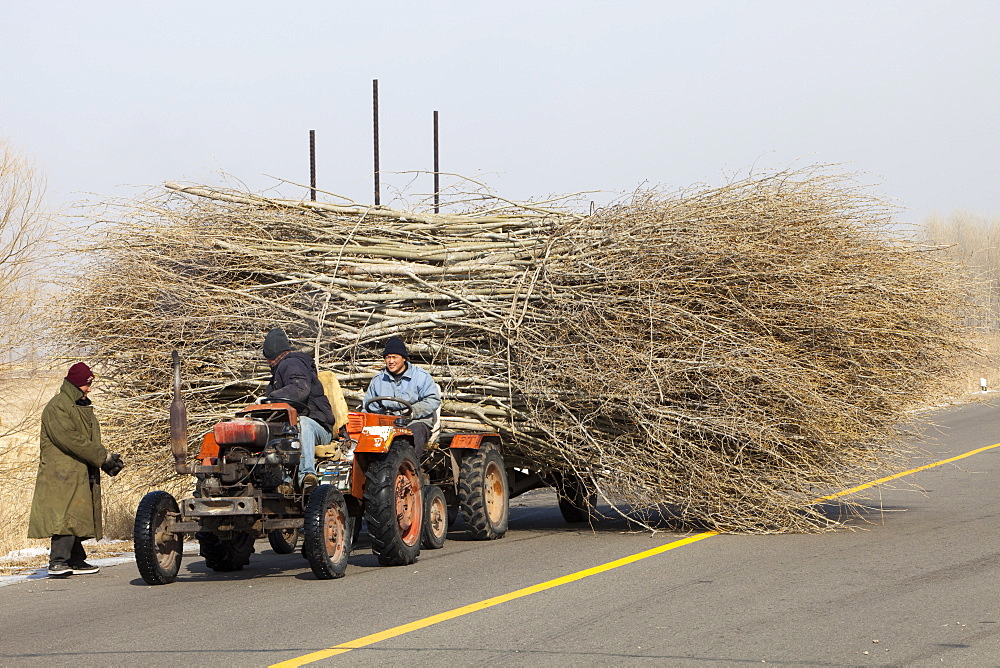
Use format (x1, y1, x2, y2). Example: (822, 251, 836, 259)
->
(433, 110, 440, 214)
(309, 129, 316, 201)
(373, 79, 380, 206)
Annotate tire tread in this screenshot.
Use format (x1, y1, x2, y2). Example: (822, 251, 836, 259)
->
(133, 490, 182, 585)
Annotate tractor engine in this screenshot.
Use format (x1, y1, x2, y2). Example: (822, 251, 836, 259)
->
(199, 415, 301, 495)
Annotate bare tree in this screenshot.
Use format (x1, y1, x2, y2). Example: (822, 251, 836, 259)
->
(923, 211, 1000, 331)
(0, 138, 52, 443)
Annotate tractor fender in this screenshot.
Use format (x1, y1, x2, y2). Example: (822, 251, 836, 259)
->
(349, 427, 416, 500)
(448, 433, 502, 451)
(354, 425, 410, 454)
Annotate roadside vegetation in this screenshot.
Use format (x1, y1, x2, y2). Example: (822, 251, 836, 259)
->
(921, 211, 1000, 392)
(0, 139, 58, 566)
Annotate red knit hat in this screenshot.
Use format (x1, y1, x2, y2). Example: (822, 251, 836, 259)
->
(66, 362, 94, 388)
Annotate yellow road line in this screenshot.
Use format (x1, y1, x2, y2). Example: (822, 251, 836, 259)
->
(271, 440, 1000, 667)
(816, 441, 1000, 501)
(270, 531, 718, 667)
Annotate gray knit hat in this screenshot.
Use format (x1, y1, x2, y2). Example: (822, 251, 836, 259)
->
(263, 328, 292, 360)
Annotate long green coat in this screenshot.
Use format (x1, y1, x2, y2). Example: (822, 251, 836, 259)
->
(27, 380, 108, 540)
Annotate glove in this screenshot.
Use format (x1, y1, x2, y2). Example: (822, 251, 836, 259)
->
(393, 417, 411, 427)
(101, 453, 125, 476)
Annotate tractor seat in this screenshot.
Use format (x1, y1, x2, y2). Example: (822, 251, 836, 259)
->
(315, 370, 350, 460)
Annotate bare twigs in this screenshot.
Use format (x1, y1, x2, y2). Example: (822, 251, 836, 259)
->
(51, 169, 976, 532)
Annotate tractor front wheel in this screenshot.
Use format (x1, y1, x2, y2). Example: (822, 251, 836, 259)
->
(302, 484, 350, 579)
(134, 491, 183, 585)
(364, 443, 423, 566)
(421, 485, 448, 549)
(458, 444, 509, 540)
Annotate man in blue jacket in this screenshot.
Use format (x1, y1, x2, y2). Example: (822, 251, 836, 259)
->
(363, 337, 441, 458)
(263, 328, 335, 495)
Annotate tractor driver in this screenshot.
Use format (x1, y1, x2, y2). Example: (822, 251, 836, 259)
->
(262, 327, 335, 495)
(363, 337, 441, 459)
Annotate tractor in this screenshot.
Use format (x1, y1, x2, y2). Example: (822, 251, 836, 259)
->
(132, 351, 511, 585)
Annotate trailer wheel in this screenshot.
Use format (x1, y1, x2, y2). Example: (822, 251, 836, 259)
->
(267, 528, 301, 554)
(197, 530, 255, 571)
(459, 444, 508, 540)
(364, 443, 423, 566)
(302, 484, 350, 579)
(557, 475, 597, 523)
(421, 485, 448, 549)
(134, 491, 183, 585)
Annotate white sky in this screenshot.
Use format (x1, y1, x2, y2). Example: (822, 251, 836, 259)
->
(2, 1, 998, 224)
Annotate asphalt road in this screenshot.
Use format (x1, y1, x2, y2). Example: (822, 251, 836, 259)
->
(3, 400, 1000, 667)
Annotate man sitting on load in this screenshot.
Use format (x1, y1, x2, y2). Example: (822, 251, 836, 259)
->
(262, 327, 335, 495)
(363, 337, 441, 459)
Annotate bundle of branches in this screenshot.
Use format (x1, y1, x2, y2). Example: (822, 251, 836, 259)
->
(53, 169, 975, 532)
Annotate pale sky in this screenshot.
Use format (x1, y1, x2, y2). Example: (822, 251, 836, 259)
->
(2, 1, 998, 225)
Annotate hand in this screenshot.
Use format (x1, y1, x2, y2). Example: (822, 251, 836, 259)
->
(101, 453, 125, 476)
(393, 417, 411, 427)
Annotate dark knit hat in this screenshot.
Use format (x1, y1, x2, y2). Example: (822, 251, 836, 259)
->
(382, 336, 409, 359)
(263, 328, 292, 360)
(66, 362, 94, 388)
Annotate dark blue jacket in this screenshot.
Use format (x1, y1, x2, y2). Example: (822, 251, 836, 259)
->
(265, 352, 335, 429)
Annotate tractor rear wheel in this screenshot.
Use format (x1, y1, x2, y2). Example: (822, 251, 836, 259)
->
(197, 530, 255, 571)
(364, 443, 423, 566)
(421, 485, 448, 549)
(557, 475, 597, 523)
(458, 444, 508, 540)
(268, 528, 301, 554)
(302, 484, 350, 579)
(134, 491, 183, 585)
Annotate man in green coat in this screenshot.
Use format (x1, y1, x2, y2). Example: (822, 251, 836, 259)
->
(28, 363, 123, 577)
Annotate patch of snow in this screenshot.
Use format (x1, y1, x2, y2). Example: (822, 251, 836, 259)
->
(0, 538, 202, 587)
(0, 546, 50, 561)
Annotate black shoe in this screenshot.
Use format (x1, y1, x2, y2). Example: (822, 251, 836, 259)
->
(47, 563, 72, 578)
(69, 562, 100, 575)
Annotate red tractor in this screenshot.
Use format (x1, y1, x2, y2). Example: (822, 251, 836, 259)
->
(133, 352, 510, 585)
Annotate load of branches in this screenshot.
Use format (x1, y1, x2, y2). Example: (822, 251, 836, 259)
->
(53, 169, 976, 532)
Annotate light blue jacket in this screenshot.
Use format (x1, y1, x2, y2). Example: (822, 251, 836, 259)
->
(363, 362, 441, 427)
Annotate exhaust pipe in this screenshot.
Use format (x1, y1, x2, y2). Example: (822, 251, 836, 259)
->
(169, 350, 192, 474)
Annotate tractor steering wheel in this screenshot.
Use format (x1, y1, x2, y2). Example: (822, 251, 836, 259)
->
(363, 395, 413, 417)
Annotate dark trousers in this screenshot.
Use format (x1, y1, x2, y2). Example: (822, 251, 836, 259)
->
(410, 422, 430, 459)
(50, 535, 87, 567)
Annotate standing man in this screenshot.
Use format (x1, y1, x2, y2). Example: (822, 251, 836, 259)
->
(363, 337, 441, 458)
(262, 327, 334, 495)
(28, 362, 124, 578)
